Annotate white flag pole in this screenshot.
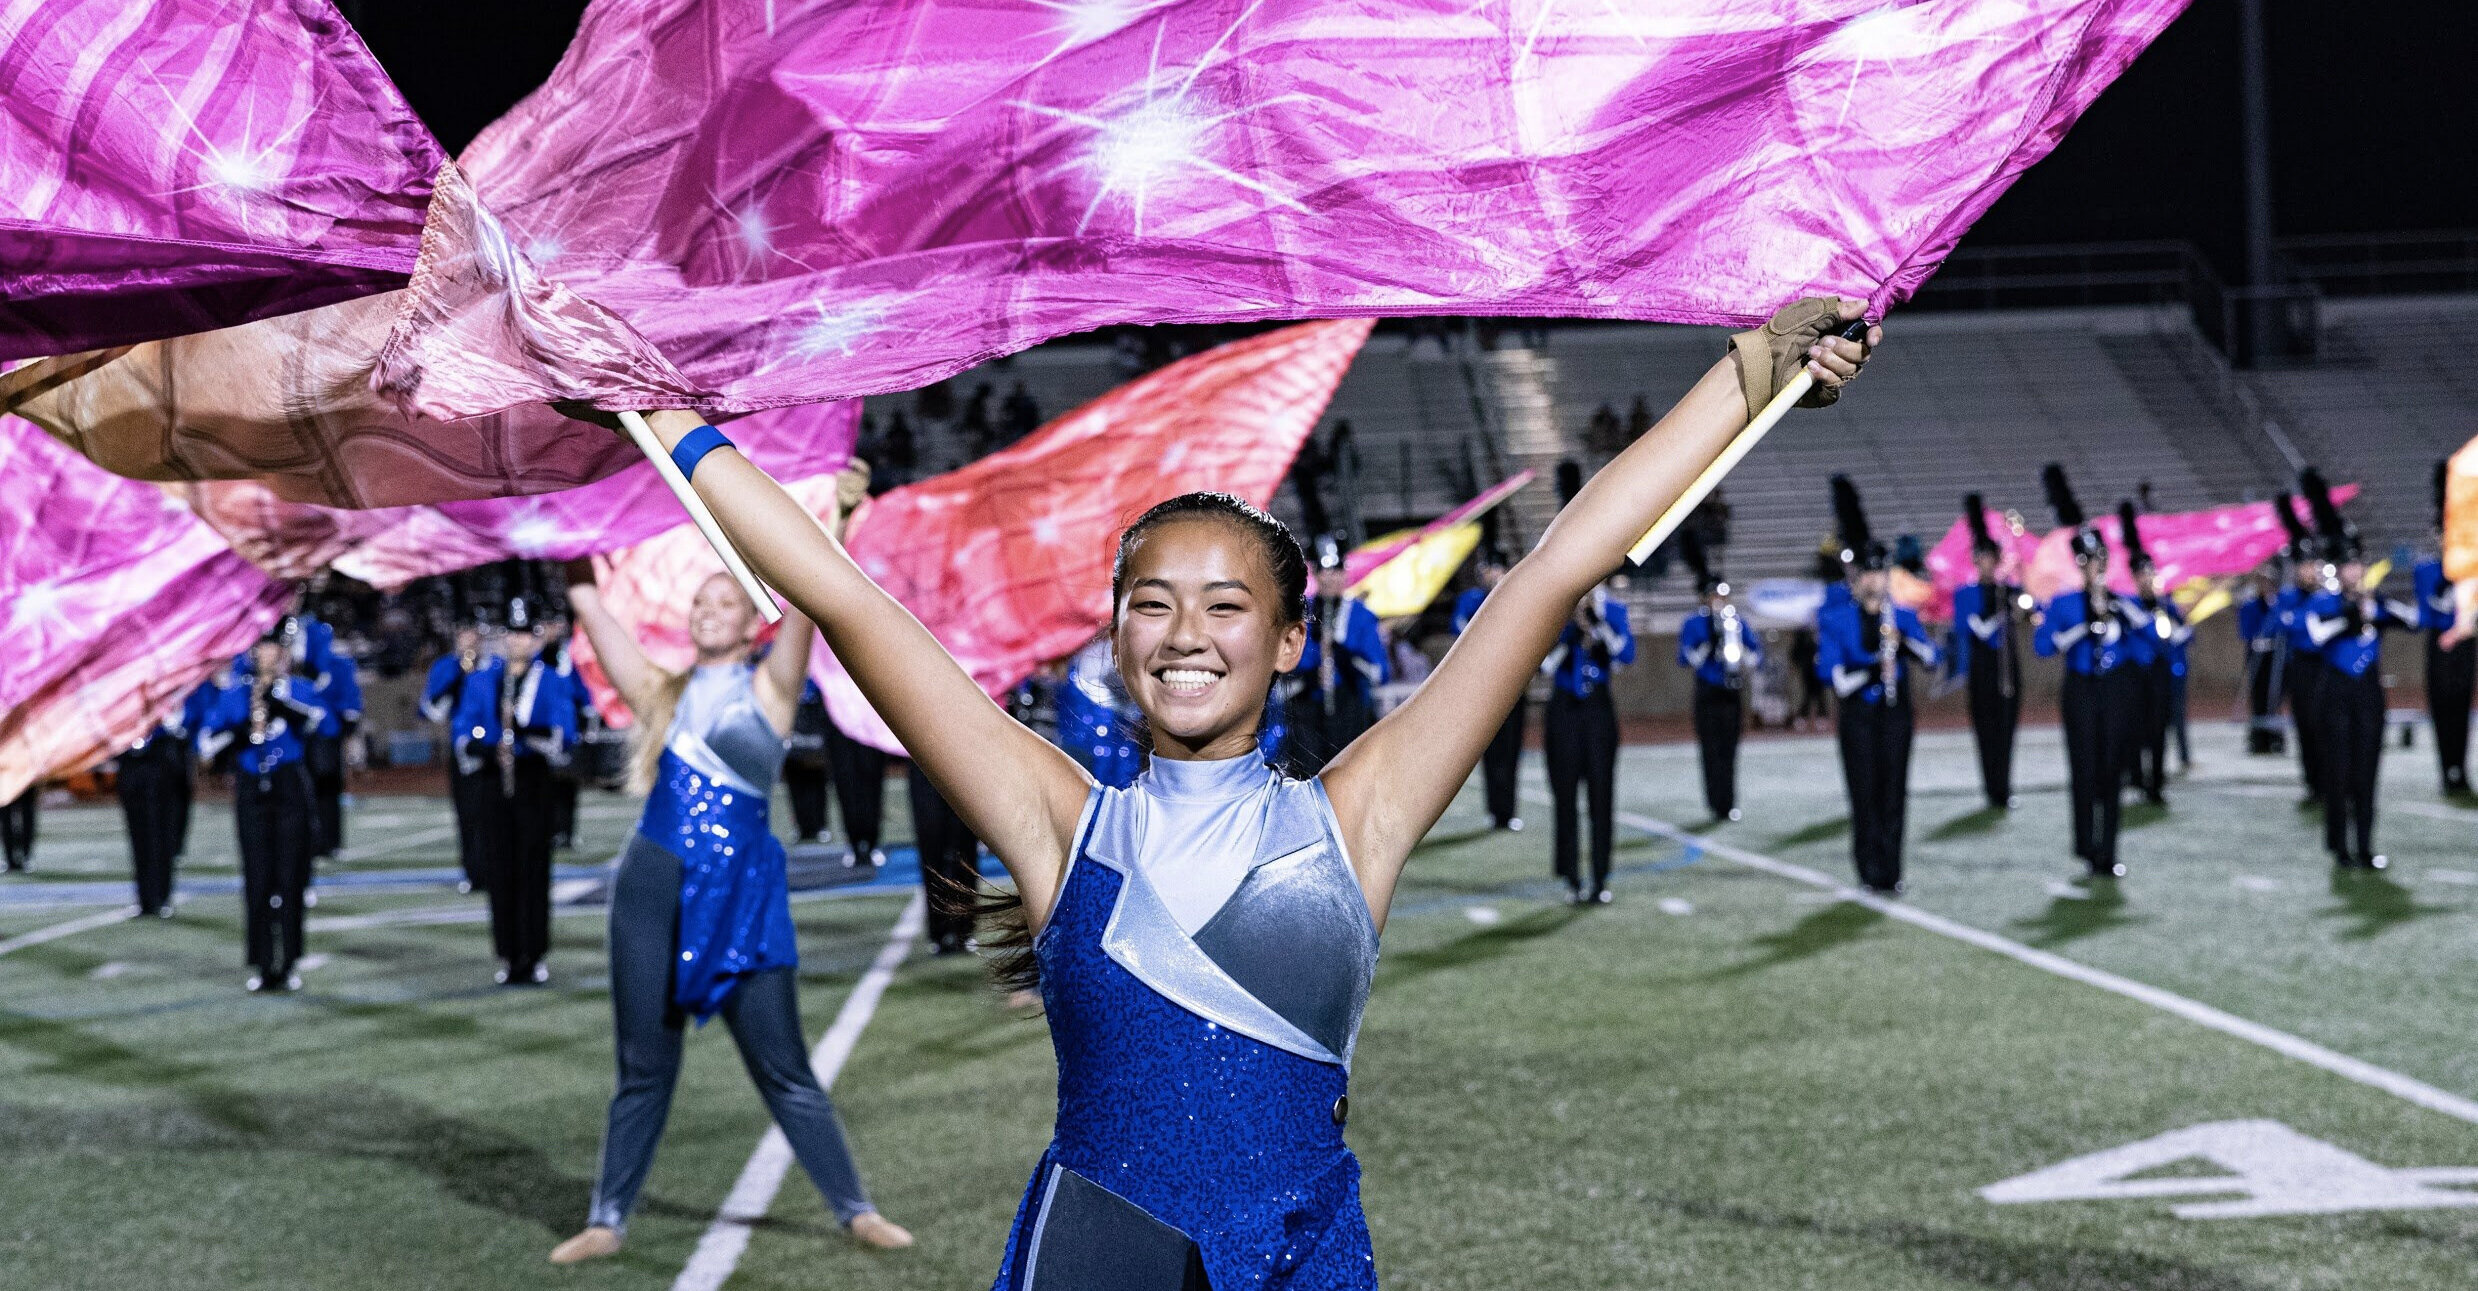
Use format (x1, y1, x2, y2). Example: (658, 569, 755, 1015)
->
(617, 410, 781, 624)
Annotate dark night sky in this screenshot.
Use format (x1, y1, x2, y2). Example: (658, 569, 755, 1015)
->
(348, 0, 2466, 278)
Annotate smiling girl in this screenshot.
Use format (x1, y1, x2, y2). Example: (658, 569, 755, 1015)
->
(616, 299, 1875, 1288)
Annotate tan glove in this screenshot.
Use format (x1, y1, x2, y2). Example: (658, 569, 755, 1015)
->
(1728, 298, 1858, 423)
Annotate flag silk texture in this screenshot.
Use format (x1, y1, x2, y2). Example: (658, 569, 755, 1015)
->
(374, 0, 2188, 420)
(171, 399, 857, 586)
(0, 0, 442, 359)
(0, 416, 291, 800)
(578, 320, 1369, 754)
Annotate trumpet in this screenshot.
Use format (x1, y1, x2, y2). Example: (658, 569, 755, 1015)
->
(1717, 601, 1747, 688)
(248, 668, 273, 745)
(1877, 586, 1900, 703)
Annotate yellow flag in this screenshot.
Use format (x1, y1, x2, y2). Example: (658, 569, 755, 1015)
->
(1350, 523, 1483, 618)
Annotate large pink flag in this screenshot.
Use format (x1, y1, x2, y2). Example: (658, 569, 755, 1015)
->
(375, 0, 2189, 419)
(168, 399, 859, 587)
(0, 416, 291, 800)
(576, 320, 1369, 753)
(1925, 489, 2360, 615)
(0, 0, 442, 359)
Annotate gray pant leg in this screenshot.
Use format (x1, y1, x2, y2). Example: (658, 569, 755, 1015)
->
(718, 966, 876, 1224)
(588, 837, 687, 1231)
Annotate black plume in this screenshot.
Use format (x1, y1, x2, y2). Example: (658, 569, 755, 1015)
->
(2117, 500, 2152, 571)
(2438, 460, 2451, 530)
(1679, 527, 1714, 588)
(1554, 458, 1583, 505)
(2272, 490, 2309, 546)
(2041, 463, 2085, 530)
(1830, 475, 1871, 554)
(2299, 467, 2356, 557)
(1962, 492, 1998, 553)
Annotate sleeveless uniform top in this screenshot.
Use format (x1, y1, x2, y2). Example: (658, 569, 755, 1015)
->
(994, 752, 1381, 1291)
(629, 662, 797, 1020)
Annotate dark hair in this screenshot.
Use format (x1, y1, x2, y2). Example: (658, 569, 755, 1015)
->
(969, 492, 1308, 999)
(1110, 491, 1309, 626)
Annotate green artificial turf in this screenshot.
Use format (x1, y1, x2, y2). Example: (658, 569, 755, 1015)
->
(7, 721, 2478, 1289)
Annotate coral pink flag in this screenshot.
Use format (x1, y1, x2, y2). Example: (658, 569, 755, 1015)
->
(0, 416, 292, 800)
(168, 399, 858, 586)
(375, 0, 2189, 420)
(576, 320, 1369, 753)
(0, 0, 442, 359)
(1925, 488, 2359, 615)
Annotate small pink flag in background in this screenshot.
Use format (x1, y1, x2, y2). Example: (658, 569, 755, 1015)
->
(575, 320, 1370, 754)
(376, 0, 2190, 419)
(0, 417, 291, 800)
(1340, 471, 1535, 595)
(1925, 488, 2359, 616)
(0, 0, 442, 359)
(1920, 501, 2047, 621)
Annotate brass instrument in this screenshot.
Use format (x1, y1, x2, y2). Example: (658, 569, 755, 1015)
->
(1717, 600, 1747, 687)
(248, 668, 273, 745)
(497, 648, 529, 794)
(1877, 583, 1900, 704)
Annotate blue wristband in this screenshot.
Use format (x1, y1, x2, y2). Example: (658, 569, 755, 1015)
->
(670, 424, 735, 480)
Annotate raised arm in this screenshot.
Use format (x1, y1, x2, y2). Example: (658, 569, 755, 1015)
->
(1322, 299, 1874, 920)
(563, 562, 666, 718)
(630, 410, 1094, 925)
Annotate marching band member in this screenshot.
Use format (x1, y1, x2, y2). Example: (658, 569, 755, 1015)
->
(2239, 562, 2287, 755)
(1452, 550, 1526, 831)
(485, 600, 579, 986)
(2302, 472, 2415, 869)
(2275, 490, 2327, 807)
(1676, 531, 1758, 822)
(2416, 462, 2473, 795)
(1947, 494, 2025, 810)
(2033, 467, 2145, 879)
(785, 677, 835, 842)
(115, 681, 215, 917)
(1276, 537, 1389, 777)
(1818, 476, 1936, 894)
(0, 786, 32, 872)
(198, 632, 327, 991)
(423, 626, 491, 894)
(1543, 570, 1636, 902)
(2122, 502, 2189, 804)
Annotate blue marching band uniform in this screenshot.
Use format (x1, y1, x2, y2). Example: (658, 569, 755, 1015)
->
(1818, 477, 1938, 894)
(1542, 583, 1634, 902)
(197, 635, 329, 991)
(112, 680, 217, 915)
(1276, 548, 1389, 779)
(2417, 461, 2474, 794)
(1947, 494, 2024, 810)
(1676, 531, 1759, 822)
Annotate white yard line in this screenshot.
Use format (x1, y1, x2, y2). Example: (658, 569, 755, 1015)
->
(671, 891, 926, 1291)
(1594, 801, 2478, 1128)
(0, 905, 138, 958)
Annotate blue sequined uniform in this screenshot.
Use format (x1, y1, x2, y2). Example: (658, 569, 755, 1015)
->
(994, 755, 1380, 1290)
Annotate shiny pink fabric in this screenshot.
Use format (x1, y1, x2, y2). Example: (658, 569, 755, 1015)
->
(0, 416, 291, 799)
(1340, 470, 1534, 593)
(0, 0, 440, 359)
(1926, 488, 2360, 613)
(376, 0, 2188, 418)
(578, 320, 1368, 753)
(173, 400, 857, 586)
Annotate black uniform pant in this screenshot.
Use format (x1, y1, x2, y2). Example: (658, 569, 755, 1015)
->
(235, 763, 314, 976)
(1, 786, 36, 870)
(2319, 668, 2386, 862)
(477, 756, 556, 972)
(2130, 660, 2172, 802)
(2062, 669, 2137, 871)
(1964, 648, 2019, 808)
(550, 771, 581, 847)
(117, 743, 189, 914)
(1836, 698, 1914, 891)
(785, 759, 831, 841)
(908, 763, 981, 949)
(1544, 688, 1618, 894)
(1481, 694, 1526, 828)
(1690, 682, 1743, 819)
(307, 733, 345, 859)
(2428, 633, 2475, 791)
(828, 721, 888, 853)
(2287, 652, 2327, 801)
(2246, 647, 2286, 754)
(448, 759, 492, 891)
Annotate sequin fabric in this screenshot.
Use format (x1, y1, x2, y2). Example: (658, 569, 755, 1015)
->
(640, 747, 796, 1020)
(991, 829, 1378, 1289)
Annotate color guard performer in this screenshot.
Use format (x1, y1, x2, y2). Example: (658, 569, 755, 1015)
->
(1817, 476, 1937, 894)
(2302, 472, 2414, 869)
(1676, 531, 1758, 822)
(2032, 466, 2146, 879)
(198, 633, 327, 991)
(1948, 494, 2025, 809)
(2416, 461, 2473, 795)
(423, 626, 491, 894)
(1452, 549, 1525, 831)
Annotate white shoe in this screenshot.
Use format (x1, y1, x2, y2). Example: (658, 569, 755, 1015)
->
(283, 973, 303, 992)
(456, 880, 474, 895)
(244, 973, 266, 992)
(530, 962, 550, 984)
(1726, 808, 1743, 822)
(493, 965, 511, 985)
(301, 888, 318, 909)
(1506, 817, 1525, 833)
